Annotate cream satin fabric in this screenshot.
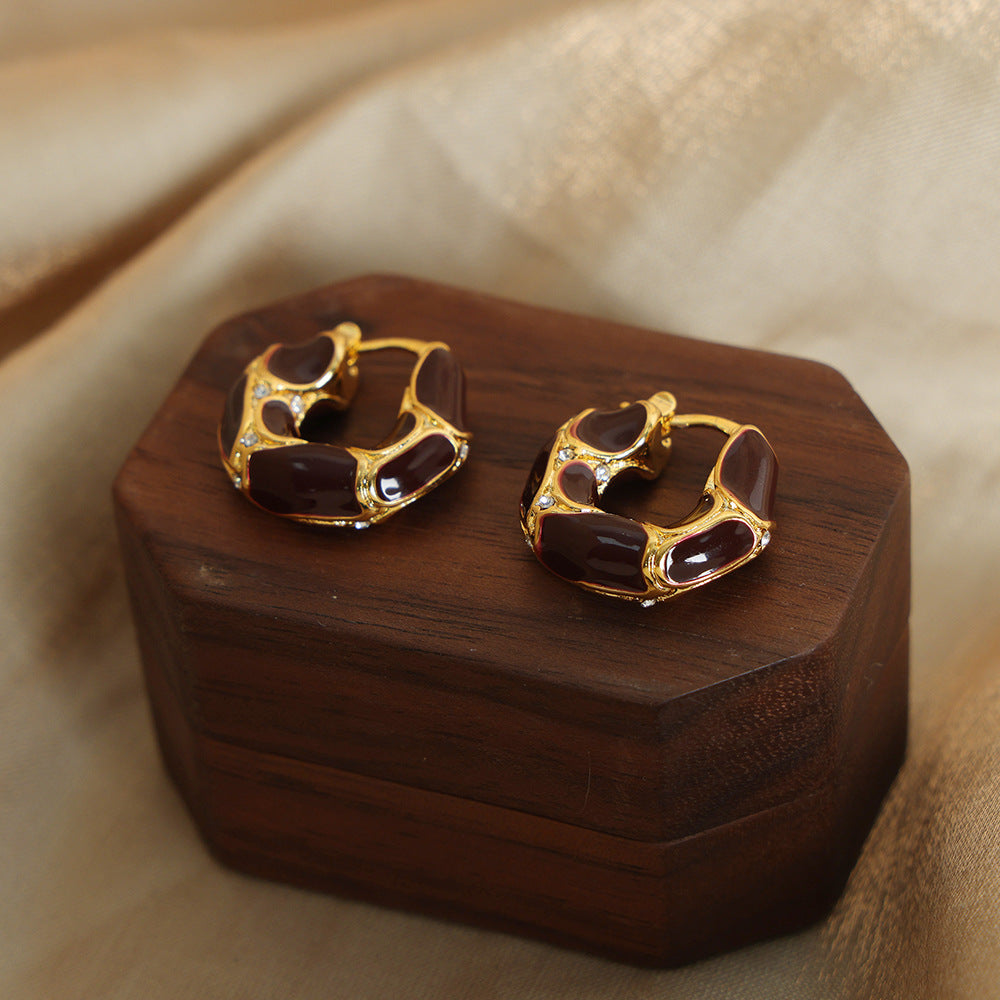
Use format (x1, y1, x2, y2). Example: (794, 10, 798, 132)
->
(3, 1, 999, 997)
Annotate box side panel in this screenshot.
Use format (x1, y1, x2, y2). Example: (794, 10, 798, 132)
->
(185, 617, 670, 840)
(829, 477, 910, 867)
(114, 496, 206, 819)
(199, 735, 844, 967)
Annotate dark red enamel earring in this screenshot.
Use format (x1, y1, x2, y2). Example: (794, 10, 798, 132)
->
(219, 322, 470, 527)
(519, 392, 777, 604)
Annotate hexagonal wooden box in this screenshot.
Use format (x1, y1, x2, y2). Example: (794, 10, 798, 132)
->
(113, 275, 909, 966)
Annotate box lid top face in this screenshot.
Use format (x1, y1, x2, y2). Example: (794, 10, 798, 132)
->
(115, 275, 909, 843)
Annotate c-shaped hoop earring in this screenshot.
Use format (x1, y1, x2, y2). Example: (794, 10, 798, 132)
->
(520, 391, 777, 604)
(219, 322, 471, 527)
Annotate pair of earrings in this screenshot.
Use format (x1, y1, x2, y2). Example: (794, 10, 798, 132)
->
(219, 322, 777, 605)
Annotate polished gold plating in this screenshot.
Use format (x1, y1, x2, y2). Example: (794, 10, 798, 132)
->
(219, 321, 471, 527)
(520, 391, 776, 604)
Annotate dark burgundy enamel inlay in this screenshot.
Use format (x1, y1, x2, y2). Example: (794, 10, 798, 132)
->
(719, 428, 778, 519)
(414, 348, 467, 430)
(298, 399, 346, 444)
(378, 411, 417, 448)
(663, 519, 755, 586)
(247, 444, 361, 517)
(376, 433, 456, 503)
(674, 493, 715, 527)
(267, 335, 334, 385)
(261, 400, 296, 437)
(558, 461, 598, 505)
(537, 511, 649, 594)
(520, 436, 555, 515)
(219, 374, 246, 454)
(575, 403, 647, 453)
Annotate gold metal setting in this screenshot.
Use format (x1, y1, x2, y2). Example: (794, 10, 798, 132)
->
(219, 322, 471, 527)
(520, 392, 777, 604)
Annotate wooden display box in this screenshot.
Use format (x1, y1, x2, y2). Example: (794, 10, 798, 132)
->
(113, 275, 909, 966)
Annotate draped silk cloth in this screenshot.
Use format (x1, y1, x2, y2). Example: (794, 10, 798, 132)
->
(2, 2, 999, 997)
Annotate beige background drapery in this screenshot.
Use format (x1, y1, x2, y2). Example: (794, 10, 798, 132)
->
(2, 2, 999, 997)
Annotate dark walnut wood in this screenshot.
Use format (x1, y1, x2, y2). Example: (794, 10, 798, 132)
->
(113, 274, 909, 966)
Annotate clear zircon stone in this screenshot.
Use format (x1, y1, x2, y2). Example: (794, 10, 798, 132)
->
(761, 530, 772, 548)
(253, 383, 268, 399)
(290, 395, 305, 415)
(240, 432, 258, 447)
(595, 463, 611, 483)
(354, 520, 371, 530)
(641, 599, 656, 608)
(458, 441, 469, 461)
(557, 448, 573, 461)
(537, 495, 554, 509)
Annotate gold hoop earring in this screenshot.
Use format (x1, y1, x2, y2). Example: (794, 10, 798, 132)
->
(520, 392, 776, 603)
(219, 322, 470, 528)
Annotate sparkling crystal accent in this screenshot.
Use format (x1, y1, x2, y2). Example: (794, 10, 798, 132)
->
(458, 441, 469, 461)
(641, 599, 656, 608)
(240, 431, 258, 447)
(595, 463, 611, 483)
(537, 495, 554, 509)
(232, 476, 241, 488)
(253, 382, 269, 399)
(761, 529, 772, 548)
(289, 395, 305, 415)
(557, 447, 574, 461)
(354, 520, 371, 530)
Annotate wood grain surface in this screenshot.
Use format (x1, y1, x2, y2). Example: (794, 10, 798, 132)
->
(113, 274, 909, 965)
